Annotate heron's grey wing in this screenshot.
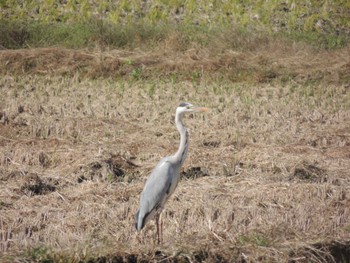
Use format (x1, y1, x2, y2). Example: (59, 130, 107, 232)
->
(135, 158, 174, 230)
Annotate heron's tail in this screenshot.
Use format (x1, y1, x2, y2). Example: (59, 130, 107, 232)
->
(135, 209, 149, 231)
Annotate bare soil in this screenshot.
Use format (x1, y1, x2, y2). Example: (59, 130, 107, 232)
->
(0, 45, 350, 262)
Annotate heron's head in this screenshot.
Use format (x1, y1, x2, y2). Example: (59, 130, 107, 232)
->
(176, 102, 209, 115)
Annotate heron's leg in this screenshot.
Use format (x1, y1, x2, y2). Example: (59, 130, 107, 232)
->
(159, 212, 163, 244)
(155, 213, 161, 244)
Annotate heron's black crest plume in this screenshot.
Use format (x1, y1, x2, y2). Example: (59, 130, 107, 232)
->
(179, 102, 191, 107)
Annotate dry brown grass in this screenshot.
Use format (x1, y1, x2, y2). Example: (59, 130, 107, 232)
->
(0, 38, 349, 85)
(0, 45, 350, 262)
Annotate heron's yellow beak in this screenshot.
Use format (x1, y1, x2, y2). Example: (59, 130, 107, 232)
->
(194, 107, 210, 113)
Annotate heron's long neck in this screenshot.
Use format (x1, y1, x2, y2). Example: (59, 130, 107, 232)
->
(173, 113, 189, 165)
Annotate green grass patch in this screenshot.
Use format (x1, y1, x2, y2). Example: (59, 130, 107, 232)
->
(0, 0, 349, 50)
(279, 30, 349, 49)
(23, 246, 54, 263)
(0, 19, 172, 49)
(238, 234, 272, 247)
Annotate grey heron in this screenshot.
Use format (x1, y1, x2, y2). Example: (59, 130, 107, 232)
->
(135, 102, 209, 244)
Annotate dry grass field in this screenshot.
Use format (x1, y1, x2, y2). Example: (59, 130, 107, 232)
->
(0, 42, 350, 262)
